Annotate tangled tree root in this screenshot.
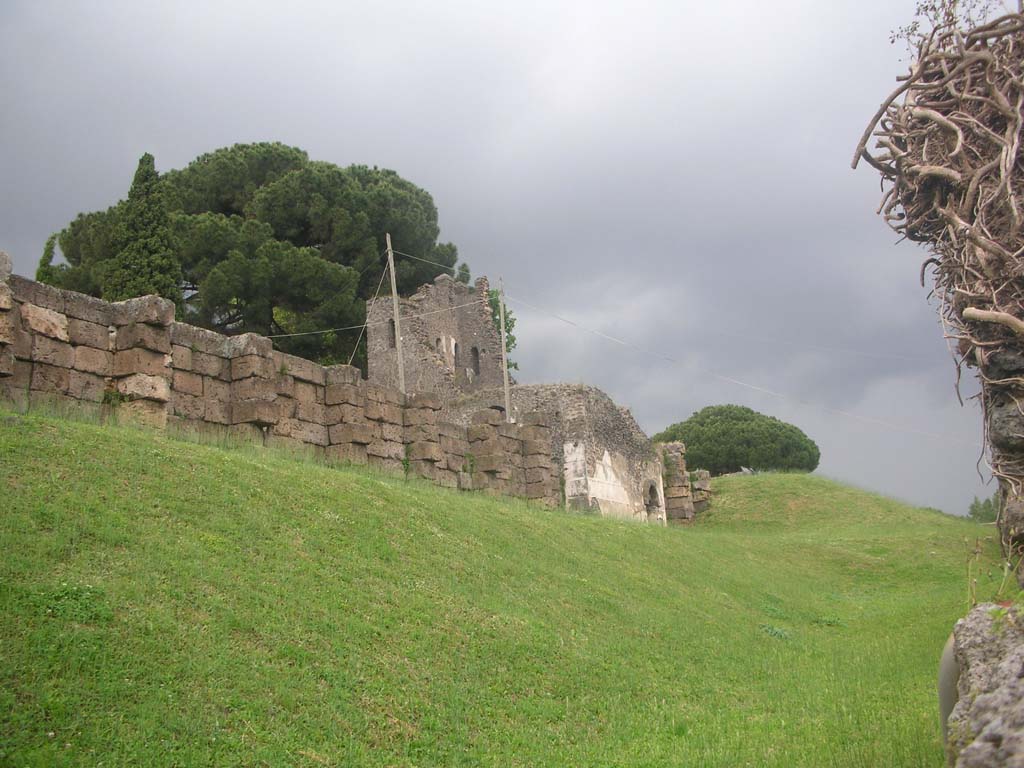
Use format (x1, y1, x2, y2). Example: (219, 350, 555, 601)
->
(854, 11, 1024, 552)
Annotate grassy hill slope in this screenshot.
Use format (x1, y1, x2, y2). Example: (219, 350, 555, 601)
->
(0, 411, 1009, 767)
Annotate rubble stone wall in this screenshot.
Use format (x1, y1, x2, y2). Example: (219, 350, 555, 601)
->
(0, 268, 558, 507)
(366, 274, 503, 395)
(442, 383, 704, 524)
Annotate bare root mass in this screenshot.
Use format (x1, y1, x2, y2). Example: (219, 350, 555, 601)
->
(854, 13, 1024, 508)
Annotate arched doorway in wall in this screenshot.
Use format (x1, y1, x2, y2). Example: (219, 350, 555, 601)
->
(644, 481, 660, 513)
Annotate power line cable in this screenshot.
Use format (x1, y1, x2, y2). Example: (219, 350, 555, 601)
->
(346, 261, 391, 366)
(393, 248, 942, 365)
(266, 297, 488, 340)
(504, 293, 983, 447)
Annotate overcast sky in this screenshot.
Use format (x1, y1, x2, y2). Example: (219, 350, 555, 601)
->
(0, 0, 996, 514)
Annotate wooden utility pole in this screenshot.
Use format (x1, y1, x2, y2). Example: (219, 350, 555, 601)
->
(386, 233, 405, 394)
(498, 277, 512, 421)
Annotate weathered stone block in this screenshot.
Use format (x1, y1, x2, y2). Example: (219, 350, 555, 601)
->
(274, 352, 326, 385)
(172, 369, 204, 397)
(11, 323, 31, 359)
(326, 443, 368, 465)
(1, 358, 30, 388)
(471, 408, 504, 425)
(170, 344, 192, 370)
(112, 295, 174, 327)
(325, 383, 364, 406)
(114, 348, 170, 377)
(499, 435, 522, 453)
(380, 423, 403, 442)
(0, 345, 14, 377)
(68, 318, 110, 350)
(364, 384, 405, 406)
(324, 403, 365, 426)
(497, 422, 520, 438)
(408, 392, 442, 410)
(116, 398, 168, 429)
(474, 454, 505, 473)
(63, 291, 111, 325)
(74, 346, 113, 375)
(665, 484, 691, 498)
(525, 482, 552, 499)
(204, 377, 231, 424)
(10, 276, 64, 312)
(31, 335, 74, 368)
(231, 354, 273, 381)
(523, 453, 551, 469)
(367, 440, 404, 460)
(20, 303, 69, 341)
(274, 374, 294, 398)
(30, 362, 70, 393)
(470, 437, 502, 455)
(0, 283, 11, 311)
(405, 424, 440, 443)
(467, 424, 497, 442)
(233, 376, 274, 401)
(365, 401, 403, 425)
(408, 441, 443, 462)
(115, 322, 171, 353)
(274, 418, 328, 447)
(438, 421, 466, 439)
(403, 407, 436, 427)
(521, 439, 549, 456)
(0, 310, 15, 345)
(435, 468, 459, 489)
(0, 251, 8, 280)
(439, 434, 467, 455)
(225, 333, 272, 358)
(171, 391, 206, 420)
(329, 422, 374, 445)
(170, 322, 229, 356)
(297, 401, 327, 424)
(525, 467, 550, 485)
(293, 380, 322, 405)
(666, 496, 695, 513)
(517, 425, 552, 442)
(191, 351, 227, 379)
(232, 399, 281, 425)
(118, 373, 170, 402)
(325, 364, 361, 386)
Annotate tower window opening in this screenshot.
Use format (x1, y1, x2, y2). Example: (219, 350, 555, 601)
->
(388, 319, 396, 349)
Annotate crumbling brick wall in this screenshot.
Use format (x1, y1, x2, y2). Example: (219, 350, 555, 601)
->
(0, 264, 558, 508)
(366, 274, 503, 396)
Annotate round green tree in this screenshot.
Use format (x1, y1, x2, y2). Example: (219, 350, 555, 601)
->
(654, 405, 820, 475)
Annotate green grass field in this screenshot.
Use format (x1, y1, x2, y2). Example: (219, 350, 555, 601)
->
(0, 410, 1010, 767)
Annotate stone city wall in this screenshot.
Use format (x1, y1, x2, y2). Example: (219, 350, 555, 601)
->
(0, 267, 559, 507)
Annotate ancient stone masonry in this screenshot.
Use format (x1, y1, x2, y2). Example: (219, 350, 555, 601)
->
(0, 266, 559, 508)
(442, 383, 705, 524)
(367, 274, 503, 396)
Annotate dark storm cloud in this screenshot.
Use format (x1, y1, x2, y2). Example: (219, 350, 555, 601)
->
(0, 0, 992, 512)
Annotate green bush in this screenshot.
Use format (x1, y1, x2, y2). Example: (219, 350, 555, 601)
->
(654, 404, 820, 475)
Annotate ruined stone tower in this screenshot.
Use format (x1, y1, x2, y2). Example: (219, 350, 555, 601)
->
(366, 274, 503, 396)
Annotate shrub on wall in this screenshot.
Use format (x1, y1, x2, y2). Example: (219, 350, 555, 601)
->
(654, 405, 820, 475)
